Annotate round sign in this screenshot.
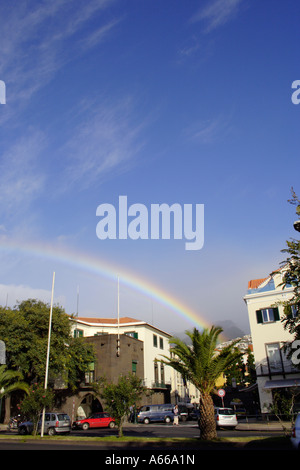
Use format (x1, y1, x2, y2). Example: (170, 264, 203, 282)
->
(217, 388, 225, 397)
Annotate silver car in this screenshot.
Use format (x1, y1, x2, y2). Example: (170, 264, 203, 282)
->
(291, 413, 300, 449)
(215, 407, 238, 429)
(18, 412, 71, 436)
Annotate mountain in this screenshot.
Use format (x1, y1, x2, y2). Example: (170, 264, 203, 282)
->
(171, 320, 248, 344)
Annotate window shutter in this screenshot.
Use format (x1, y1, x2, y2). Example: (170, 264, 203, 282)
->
(273, 307, 280, 321)
(256, 310, 263, 324)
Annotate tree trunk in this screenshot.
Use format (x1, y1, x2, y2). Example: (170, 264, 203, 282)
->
(199, 393, 217, 440)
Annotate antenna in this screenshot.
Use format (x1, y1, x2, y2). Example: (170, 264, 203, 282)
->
(76, 285, 79, 317)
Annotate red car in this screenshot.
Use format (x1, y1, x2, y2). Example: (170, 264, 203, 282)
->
(73, 412, 116, 430)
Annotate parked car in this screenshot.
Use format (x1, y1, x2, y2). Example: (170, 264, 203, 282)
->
(72, 412, 116, 430)
(291, 413, 300, 449)
(214, 407, 238, 429)
(188, 408, 200, 421)
(137, 404, 174, 424)
(18, 412, 71, 436)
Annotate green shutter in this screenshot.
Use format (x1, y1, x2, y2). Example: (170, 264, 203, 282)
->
(256, 310, 263, 324)
(273, 307, 280, 321)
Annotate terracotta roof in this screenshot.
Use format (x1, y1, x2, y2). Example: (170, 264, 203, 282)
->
(248, 278, 267, 289)
(76, 316, 142, 324)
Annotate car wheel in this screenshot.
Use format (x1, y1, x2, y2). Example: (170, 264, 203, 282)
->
(47, 427, 56, 436)
(18, 426, 28, 435)
(82, 423, 89, 430)
(143, 418, 150, 424)
(109, 421, 115, 429)
(164, 416, 171, 424)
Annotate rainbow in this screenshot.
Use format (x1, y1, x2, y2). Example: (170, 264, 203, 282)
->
(0, 238, 223, 338)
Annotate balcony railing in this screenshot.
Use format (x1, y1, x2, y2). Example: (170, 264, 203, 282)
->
(256, 358, 299, 376)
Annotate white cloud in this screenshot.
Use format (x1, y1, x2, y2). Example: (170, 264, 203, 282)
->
(58, 97, 145, 191)
(0, 0, 119, 110)
(184, 114, 234, 144)
(191, 0, 243, 33)
(0, 283, 65, 309)
(0, 131, 46, 215)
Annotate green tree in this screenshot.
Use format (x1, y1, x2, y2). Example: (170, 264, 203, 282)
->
(161, 327, 242, 440)
(0, 299, 95, 390)
(100, 374, 146, 437)
(223, 348, 245, 386)
(276, 189, 300, 362)
(19, 383, 54, 435)
(246, 348, 257, 385)
(0, 365, 29, 423)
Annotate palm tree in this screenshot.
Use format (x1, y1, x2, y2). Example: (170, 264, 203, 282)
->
(0, 365, 29, 422)
(161, 326, 242, 440)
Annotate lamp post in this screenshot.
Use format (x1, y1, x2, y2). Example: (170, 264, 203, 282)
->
(41, 272, 55, 438)
(294, 219, 300, 232)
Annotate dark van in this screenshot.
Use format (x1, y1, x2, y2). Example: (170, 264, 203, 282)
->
(137, 404, 174, 424)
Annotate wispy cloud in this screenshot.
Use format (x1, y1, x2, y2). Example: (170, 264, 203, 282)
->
(0, 131, 46, 215)
(0, 0, 120, 111)
(190, 0, 244, 33)
(55, 97, 145, 192)
(184, 114, 234, 144)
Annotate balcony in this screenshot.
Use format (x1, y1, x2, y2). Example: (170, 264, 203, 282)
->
(151, 382, 171, 390)
(256, 358, 299, 377)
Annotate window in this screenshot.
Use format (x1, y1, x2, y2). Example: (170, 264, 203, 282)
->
(153, 334, 157, 347)
(266, 343, 283, 373)
(160, 363, 165, 384)
(154, 361, 158, 382)
(256, 307, 280, 324)
(126, 331, 138, 339)
(132, 360, 137, 375)
(74, 329, 83, 338)
(159, 337, 164, 349)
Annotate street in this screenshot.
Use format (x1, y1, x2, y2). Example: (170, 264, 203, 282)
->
(0, 420, 289, 452)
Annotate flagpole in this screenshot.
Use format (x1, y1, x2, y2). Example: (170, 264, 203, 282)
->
(41, 272, 55, 437)
(116, 275, 120, 357)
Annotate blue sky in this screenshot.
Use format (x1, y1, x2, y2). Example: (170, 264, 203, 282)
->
(0, 0, 299, 336)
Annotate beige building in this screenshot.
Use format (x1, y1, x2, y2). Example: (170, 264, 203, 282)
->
(71, 316, 174, 403)
(71, 316, 201, 408)
(244, 267, 300, 413)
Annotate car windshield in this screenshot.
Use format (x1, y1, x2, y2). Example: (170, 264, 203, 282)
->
(218, 408, 234, 415)
(57, 414, 69, 421)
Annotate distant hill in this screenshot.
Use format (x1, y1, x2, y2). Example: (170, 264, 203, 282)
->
(171, 320, 248, 343)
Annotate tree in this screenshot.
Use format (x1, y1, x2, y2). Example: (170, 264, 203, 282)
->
(0, 365, 29, 423)
(19, 383, 54, 435)
(223, 348, 245, 386)
(0, 299, 95, 391)
(161, 326, 243, 440)
(100, 374, 146, 437)
(277, 189, 300, 362)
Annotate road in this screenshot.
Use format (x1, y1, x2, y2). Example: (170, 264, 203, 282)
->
(0, 420, 288, 452)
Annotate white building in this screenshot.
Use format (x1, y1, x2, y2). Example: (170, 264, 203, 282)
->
(244, 268, 300, 413)
(71, 316, 173, 399)
(71, 316, 201, 407)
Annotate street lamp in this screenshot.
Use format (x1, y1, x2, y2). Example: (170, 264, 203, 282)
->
(294, 220, 300, 232)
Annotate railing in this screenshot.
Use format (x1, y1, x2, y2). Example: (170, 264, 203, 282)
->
(256, 358, 299, 376)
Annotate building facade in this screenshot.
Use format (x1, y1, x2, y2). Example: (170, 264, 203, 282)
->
(244, 268, 300, 413)
(71, 316, 174, 403)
